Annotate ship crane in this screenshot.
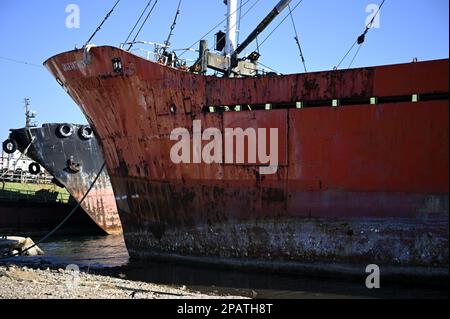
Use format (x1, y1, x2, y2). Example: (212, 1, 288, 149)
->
(195, 0, 292, 77)
(230, 0, 292, 66)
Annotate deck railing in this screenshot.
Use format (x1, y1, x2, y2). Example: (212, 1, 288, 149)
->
(0, 172, 54, 185)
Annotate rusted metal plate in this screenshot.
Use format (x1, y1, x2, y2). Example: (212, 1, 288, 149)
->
(44, 47, 449, 270)
(222, 109, 288, 167)
(373, 59, 449, 96)
(288, 100, 449, 194)
(204, 60, 449, 105)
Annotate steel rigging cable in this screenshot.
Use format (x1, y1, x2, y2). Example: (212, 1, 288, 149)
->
(84, 0, 121, 47)
(124, 0, 155, 46)
(249, 0, 303, 73)
(347, 44, 363, 69)
(235, 0, 263, 48)
(127, 0, 159, 51)
(0, 56, 42, 69)
(237, 0, 244, 46)
(288, 3, 307, 73)
(163, 0, 183, 52)
(335, 0, 386, 70)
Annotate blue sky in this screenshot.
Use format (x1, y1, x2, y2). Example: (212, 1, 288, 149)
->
(0, 0, 448, 142)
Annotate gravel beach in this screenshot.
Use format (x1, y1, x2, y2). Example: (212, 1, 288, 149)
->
(0, 265, 246, 299)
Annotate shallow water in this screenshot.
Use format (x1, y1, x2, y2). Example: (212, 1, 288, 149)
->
(2, 235, 448, 299)
(3, 235, 129, 269)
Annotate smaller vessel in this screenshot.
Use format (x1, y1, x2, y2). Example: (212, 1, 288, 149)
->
(2, 100, 122, 235)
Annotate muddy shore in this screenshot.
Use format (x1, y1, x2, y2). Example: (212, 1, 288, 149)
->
(0, 265, 246, 299)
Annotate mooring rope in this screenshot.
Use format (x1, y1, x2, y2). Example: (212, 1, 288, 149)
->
(0, 162, 106, 260)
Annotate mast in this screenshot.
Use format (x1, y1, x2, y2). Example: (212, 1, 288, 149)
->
(24, 98, 36, 129)
(24, 98, 31, 128)
(225, 0, 238, 56)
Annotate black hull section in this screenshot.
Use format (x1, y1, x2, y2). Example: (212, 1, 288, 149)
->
(8, 124, 122, 234)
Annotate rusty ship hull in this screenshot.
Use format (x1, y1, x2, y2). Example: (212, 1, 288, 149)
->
(45, 46, 448, 273)
(7, 124, 122, 235)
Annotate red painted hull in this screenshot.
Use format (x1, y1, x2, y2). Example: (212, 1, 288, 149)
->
(45, 46, 449, 271)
